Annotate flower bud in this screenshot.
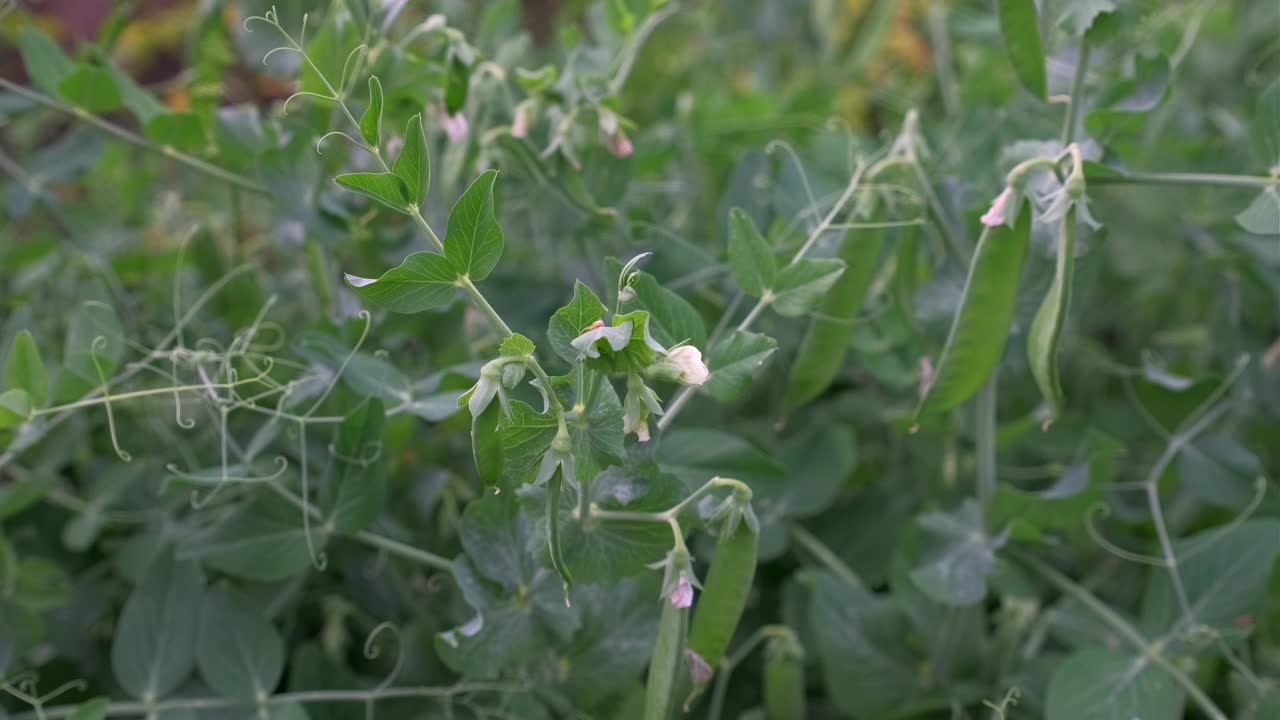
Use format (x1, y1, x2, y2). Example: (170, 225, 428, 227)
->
(648, 346, 710, 386)
(608, 130, 634, 159)
(443, 112, 469, 143)
(512, 101, 532, 138)
(980, 187, 1013, 227)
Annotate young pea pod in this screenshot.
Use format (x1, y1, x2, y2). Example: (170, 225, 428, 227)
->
(645, 551, 693, 720)
(914, 204, 1031, 419)
(687, 491, 759, 674)
(1027, 206, 1077, 423)
(764, 630, 806, 720)
(783, 226, 887, 412)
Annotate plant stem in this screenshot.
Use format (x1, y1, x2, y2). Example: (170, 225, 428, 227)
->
(1060, 41, 1091, 145)
(459, 276, 514, 338)
(1013, 550, 1228, 720)
(354, 529, 454, 572)
(788, 524, 859, 588)
(976, 377, 998, 525)
(1089, 171, 1277, 189)
(657, 162, 869, 431)
(609, 2, 682, 95)
(0, 77, 268, 195)
(10, 683, 525, 720)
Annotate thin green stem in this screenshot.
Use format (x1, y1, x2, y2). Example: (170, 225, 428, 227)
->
(460, 276, 514, 338)
(354, 529, 454, 572)
(0, 77, 268, 195)
(1060, 42, 1091, 145)
(608, 2, 682, 95)
(10, 683, 525, 720)
(1013, 550, 1227, 720)
(788, 524, 859, 588)
(1089, 171, 1277, 189)
(658, 162, 868, 431)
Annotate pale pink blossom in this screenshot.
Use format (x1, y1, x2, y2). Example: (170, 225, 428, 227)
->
(512, 105, 530, 138)
(443, 112, 469, 143)
(980, 187, 1012, 227)
(671, 573, 694, 608)
(608, 130, 633, 159)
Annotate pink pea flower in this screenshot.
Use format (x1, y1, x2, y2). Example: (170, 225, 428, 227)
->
(671, 573, 694, 608)
(981, 187, 1012, 227)
(608, 130, 633, 159)
(443, 112, 469, 143)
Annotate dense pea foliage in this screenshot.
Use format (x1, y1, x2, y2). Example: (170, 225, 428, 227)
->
(1, 1, 1279, 718)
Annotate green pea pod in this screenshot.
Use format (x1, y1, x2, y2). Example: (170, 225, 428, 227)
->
(764, 632, 806, 720)
(783, 226, 886, 412)
(471, 399, 504, 487)
(914, 204, 1031, 419)
(644, 597, 689, 720)
(687, 517, 759, 672)
(546, 467, 573, 593)
(1027, 207, 1077, 422)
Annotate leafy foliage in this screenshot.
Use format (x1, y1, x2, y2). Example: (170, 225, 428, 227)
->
(1, 1, 1279, 719)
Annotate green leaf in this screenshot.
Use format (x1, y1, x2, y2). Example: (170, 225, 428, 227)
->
(559, 577, 661, 706)
(58, 66, 123, 113)
(443, 170, 504, 280)
(446, 56, 470, 114)
(0, 389, 30, 429)
(11, 556, 71, 612)
(1084, 53, 1171, 139)
(111, 551, 204, 700)
(391, 114, 430, 208)
(1141, 519, 1280, 634)
(774, 425, 857, 519)
(771, 258, 846, 317)
(1177, 434, 1263, 509)
(990, 430, 1123, 542)
(197, 585, 285, 701)
(659, 429, 787, 491)
(1236, 189, 1280, 235)
(7, 331, 48, 408)
(537, 463, 682, 584)
(178, 498, 327, 581)
(66, 699, 110, 720)
(703, 330, 777, 402)
(500, 333, 536, 356)
(334, 172, 411, 211)
(908, 500, 1005, 606)
(325, 397, 387, 535)
(344, 251, 459, 313)
(1253, 79, 1280, 171)
(1027, 208, 1078, 420)
(622, 271, 707, 349)
(499, 400, 558, 485)
(915, 206, 1031, 418)
(727, 208, 776, 296)
(808, 571, 921, 717)
(16, 27, 75, 95)
(1056, 0, 1117, 37)
(0, 470, 57, 520)
(783, 227, 886, 410)
(143, 112, 207, 152)
(547, 281, 608, 364)
(998, 0, 1047, 100)
(106, 61, 167, 123)
(1046, 649, 1182, 720)
(472, 397, 505, 487)
(358, 76, 384, 148)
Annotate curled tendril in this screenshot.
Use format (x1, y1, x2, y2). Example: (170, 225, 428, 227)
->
(282, 90, 337, 115)
(1085, 502, 1166, 567)
(765, 140, 819, 228)
(337, 44, 370, 96)
(242, 6, 281, 33)
(247, 322, 287, 353)
(167, 455, 289, 488)
(1180, 476, 1269, 562)
(91, 335, 131, 462)
(262, 45, 302, 66)
(317, 130, 366, 156)
(329, 440, 384, 467)
(363, 622, 406, 691)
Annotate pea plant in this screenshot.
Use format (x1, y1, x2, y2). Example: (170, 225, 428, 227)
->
(1, 0, 1279, 718)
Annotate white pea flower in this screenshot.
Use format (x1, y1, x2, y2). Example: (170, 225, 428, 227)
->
(571, 319, 633, 359)
(666, 346, 710, 386)
(623, 373, 664, 442)
(649, 547, 700, 607)
(512, 102, 532, 138)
